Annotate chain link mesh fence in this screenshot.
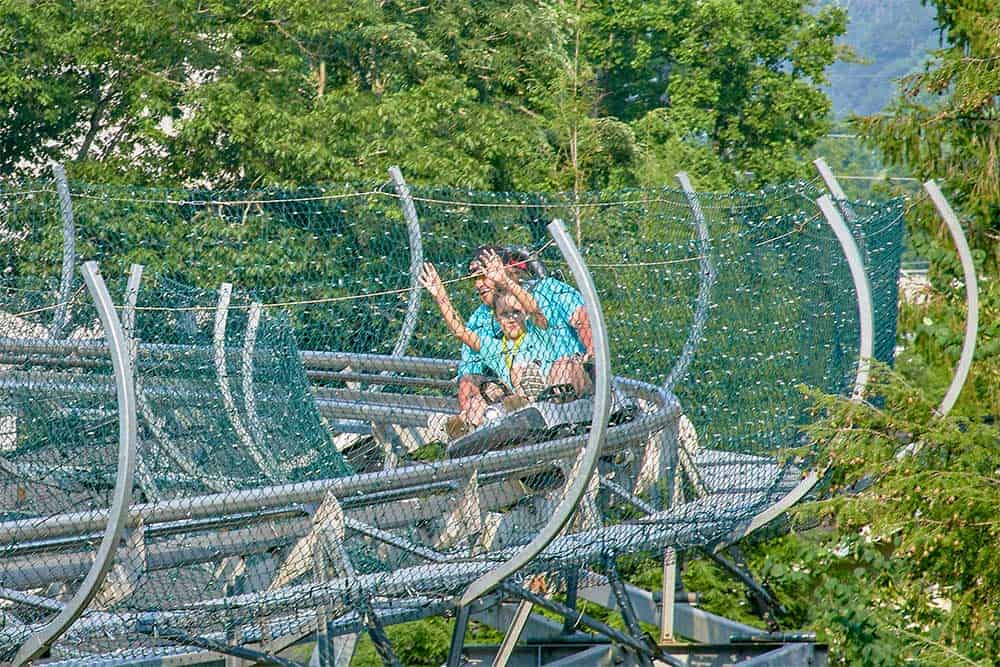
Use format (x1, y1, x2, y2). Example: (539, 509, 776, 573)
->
(0, 174, 906, 663)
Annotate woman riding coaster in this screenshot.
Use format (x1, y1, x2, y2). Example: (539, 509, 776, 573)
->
(420, 250, 591, 434)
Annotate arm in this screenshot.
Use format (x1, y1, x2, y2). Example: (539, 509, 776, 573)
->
(570, 305, 594, 359)
(420, 263, 481, 351)
(484, 251, 548, 329)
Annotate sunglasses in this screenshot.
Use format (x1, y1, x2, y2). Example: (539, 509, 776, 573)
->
(497, 309, 525, 320)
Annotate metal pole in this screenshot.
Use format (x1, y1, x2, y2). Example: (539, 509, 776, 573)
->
(243, 302, 271, 451)
(492, 600, 533, 667)
(387, 167, 423, 360)
(49, 162, 75, 339)
(660, 548, 676, 644)
(123, 263, 161, 501)
(737, 470, 820, 539)
(213, 282, 280, 480)
(666, 173, 716, 391)
(561, 570, 581, 635)
(607, 558, 654, 667)
(446, 604, 472, 667)
(459, 218, 613, 607)
(816, 195, 875, 401)
(0, 382, 678, 544)
(923, 181, 979, 417)
(813, 157, 858, 223)
(13, 261, 138, 665)
(137, 623, 305, 667)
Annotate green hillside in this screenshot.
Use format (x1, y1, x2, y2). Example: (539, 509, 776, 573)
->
(824, 0, 939, 117)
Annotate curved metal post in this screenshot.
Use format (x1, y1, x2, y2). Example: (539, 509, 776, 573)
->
(459, 218, 612, 607)
(661, 172, 715, 641)
(125, 270, 229, 494)
(122, 265, 143, 353)
(738, 195, 879, 541)
(813, 157, 858, 223)
(213, 283, 280, 480)
(123, 264, 160, 501)
(242, 302, 271, 453)
(49, 162, 76, 339)
(388, 167, 424, 358)
(817, 196, 875, 401)
(666, 172, 716, 391)
(13, 261, 137, 665)
(736, 470, 821, 541)
(923, 181, 979, 417)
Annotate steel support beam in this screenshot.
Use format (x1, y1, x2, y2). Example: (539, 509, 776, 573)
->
(446, 604, 472, 667)
(924, 181, 979, 417)
(49, 162, 75, 339)
(387, 166, 423, 360)
(14, 262, 138, 666)
(561, 570, 580, 636)
(817, 195, 875, 401)
(606, 559, 653, 667)
(493, 600, 534, 667)
(460, 218, 613, 607)
(363, 603, 401, 667)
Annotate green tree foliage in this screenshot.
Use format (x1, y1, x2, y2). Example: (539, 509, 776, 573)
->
(695, 7, 1000, 657)
(582, 0, 848, 183)
(855, 0, 999, 414)
(0, 0, 209, 180)
(618, 9, 999, 660)
(856, 2, 1000, 266)
(159, 0, 577, 190)
(656, 365, 998, 663)
(1, 0, 847, 191)
(795, 368, 999, 663)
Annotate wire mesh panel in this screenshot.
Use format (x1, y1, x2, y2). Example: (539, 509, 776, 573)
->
(0, 275, 121, 659)
(0, 175, 906, 663)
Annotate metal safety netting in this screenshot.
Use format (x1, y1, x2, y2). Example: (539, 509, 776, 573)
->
(0, 170, 905, 664)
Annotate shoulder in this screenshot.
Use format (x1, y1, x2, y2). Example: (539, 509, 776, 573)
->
(532, 277, 583, 310)
(467, 304, 496, 329)
(532, 277, 577, 295)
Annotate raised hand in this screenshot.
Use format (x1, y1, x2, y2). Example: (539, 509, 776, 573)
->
(419, 262, 446, 300)
(482, 250, 508, 287)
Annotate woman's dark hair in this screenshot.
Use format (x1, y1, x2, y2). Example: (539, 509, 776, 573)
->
(503, 245, 547, 278)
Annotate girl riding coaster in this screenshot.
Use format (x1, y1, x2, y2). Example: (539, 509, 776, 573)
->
(419, 249, 592, 438)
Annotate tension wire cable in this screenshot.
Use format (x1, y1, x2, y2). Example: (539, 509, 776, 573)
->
(8, 284, 87, 319)
(121, 240, 559, 313)
(56, 180, 820, 211)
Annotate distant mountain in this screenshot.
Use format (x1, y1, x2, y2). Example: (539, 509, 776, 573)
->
(823, 0, 940, 117)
